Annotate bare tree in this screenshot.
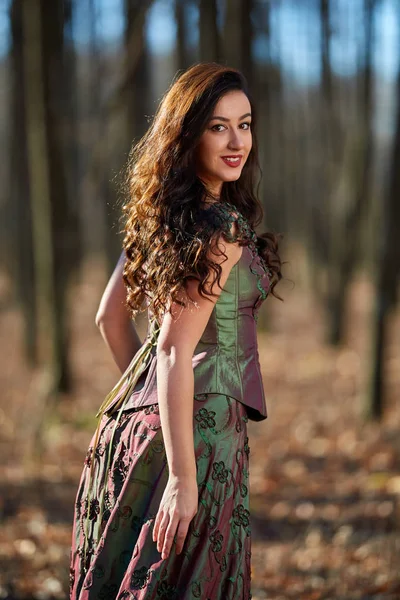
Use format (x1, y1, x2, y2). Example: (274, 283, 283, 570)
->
(10, 0, 37, 364)
(175, 0, 192, 69)
(222, 0, 253, 83)
(21, 0, 60, 455)
(326, 0, 376, 345)
(199, 0, 220, 63)
(21, 0, 77, 414)
(365, 58, 400, 419)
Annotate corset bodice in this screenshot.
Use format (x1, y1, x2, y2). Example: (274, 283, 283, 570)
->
(97, 201, 272, 422)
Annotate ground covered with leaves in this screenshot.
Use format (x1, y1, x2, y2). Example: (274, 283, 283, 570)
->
(0, 257, 399, 599)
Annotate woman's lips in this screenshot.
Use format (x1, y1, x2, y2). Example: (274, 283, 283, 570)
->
(221, 156, 242, 168)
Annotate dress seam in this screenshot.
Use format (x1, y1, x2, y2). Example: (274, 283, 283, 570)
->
(234, 256, 244, 400)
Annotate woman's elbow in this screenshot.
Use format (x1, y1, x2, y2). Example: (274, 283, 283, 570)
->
(156, 341, 192, 363)
(95, 310, 106, 328)
(95, 304, 129, 329)
(95, 305, 114, 328)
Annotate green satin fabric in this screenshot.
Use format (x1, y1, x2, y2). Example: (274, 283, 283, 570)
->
(81, 201, 271, 565)
(96, 201, 271, 423)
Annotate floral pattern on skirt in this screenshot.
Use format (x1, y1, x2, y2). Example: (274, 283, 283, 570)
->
(70, 393, 252, 599)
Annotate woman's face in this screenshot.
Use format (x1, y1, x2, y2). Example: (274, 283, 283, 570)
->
(195, 90, 252, 197)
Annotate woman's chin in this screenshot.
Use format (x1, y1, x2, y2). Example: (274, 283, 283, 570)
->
(222, 171, 242, 183)
(200, 169, 243, 191)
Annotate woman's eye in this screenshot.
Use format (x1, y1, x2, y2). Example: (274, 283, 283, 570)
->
(210, 122, 251, 132)
(211, 124, 225, 132)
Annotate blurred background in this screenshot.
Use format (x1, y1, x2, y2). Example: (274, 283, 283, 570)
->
(0, 0, 400, 598)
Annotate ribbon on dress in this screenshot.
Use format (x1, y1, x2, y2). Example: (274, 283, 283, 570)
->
(95, 316, 161, 419)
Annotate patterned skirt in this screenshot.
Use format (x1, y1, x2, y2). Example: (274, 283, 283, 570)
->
(69, 393, 252, 600)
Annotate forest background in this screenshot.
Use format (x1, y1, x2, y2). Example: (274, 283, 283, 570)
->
(0, 0, 400, 598)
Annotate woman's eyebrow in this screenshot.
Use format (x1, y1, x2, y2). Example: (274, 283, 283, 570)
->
(209, 112, 252, 122)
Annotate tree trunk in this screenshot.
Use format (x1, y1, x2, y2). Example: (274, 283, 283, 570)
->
(365, 61, 400, 419)
(10, 0, 37, 365)
(199, 0, 219, 63)
(175, 0, 191, 69)
(21, 0, 59, 455)
(63, 0, 82, 270)
(223, 0, 253, 77)
(327, 0, 375, 346)
(41, 0, 75, 392)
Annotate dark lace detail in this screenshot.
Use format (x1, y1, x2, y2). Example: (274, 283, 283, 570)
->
(98, 583, 118, 600)
(210, 529, 224, 552)
(113, 441, 129, 486)
(240, 483, 248, 498)
(207, 514, 217, 528)
(131, 514, 146, 534)
(208, 201, 272, 271)
(194, 407, 216, 429)
(119, 411, 134, 424)
(84, 448, 92, 469)
(203, 201, 272, 321)
(103, 490, 114, 512)
(106, 505, 133, 535)
(75, 497, 83, 519)
(130, 565, 151, 589)
(87, 498, 100, 521)
(191, 581, 202, 598)
(212, 460, 231, 484)
(244, 436, 250, 458)
(232, 504, 250, 528)
(69, 566, 75, 595)
(83, 441, 106, 469)
(100, 509, 112, 534)
(156, 580, 178, 599)
(143, 404, 160, 415)
(92, 563, 105, 579)
(118, 591, 137, 600)
(77, 538, 96, 575)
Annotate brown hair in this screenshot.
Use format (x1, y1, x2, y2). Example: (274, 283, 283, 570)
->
(121, 62, 283, 322)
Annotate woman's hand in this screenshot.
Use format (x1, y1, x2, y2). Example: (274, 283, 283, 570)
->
(152, 474, 198, 559)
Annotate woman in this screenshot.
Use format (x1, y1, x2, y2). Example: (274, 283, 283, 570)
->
(70, 62, 282, 600)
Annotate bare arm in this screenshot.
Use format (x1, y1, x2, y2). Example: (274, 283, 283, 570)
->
(153, 220, 242, 559)
(157, 236, 242, 478)
(95, 250, 143, 373)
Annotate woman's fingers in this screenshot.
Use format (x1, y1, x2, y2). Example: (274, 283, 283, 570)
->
(174, 516, 191, 555)
(152, 509, 162, 543)
(161, 514, 179, 558)
(153, 512, 191, 559)
(152, 477, 198, 559)
(152, 509, 166, 547)
(156, 512, 170, 555)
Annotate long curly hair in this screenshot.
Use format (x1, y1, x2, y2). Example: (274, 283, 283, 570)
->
(121, 62, 283, 322)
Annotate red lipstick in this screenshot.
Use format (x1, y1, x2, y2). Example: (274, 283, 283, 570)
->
(221, 155, 242, 168)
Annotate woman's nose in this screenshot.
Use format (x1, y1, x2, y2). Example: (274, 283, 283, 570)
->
(228, 130, 245, 150)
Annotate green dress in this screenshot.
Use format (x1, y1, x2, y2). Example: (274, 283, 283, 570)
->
(69, 201, 272, 599)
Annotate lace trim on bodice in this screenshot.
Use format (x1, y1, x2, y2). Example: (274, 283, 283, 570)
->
(203, 200, 273, 306)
